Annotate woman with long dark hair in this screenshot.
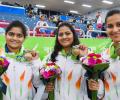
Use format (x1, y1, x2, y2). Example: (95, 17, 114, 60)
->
(42, 22, 101, 100)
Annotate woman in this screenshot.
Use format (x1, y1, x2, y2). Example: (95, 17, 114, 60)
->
(97, 9, 120, 99)
(0, 20, 42, 100)
(42, 22, 103, 100)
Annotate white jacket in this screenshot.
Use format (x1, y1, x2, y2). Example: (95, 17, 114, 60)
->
(42, 51, 104, 100)
(101, 43, 120, 100)
(0, 47, 42, 100)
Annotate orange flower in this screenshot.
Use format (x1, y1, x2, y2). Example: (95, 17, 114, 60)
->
(75, 76, 82, 90)
(67, 70, 72, 81)
(28, 78, 32, 89)
(20, 71, 25, 81)
(3, 74, 10, 85)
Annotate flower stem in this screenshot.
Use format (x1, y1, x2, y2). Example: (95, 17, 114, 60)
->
(0, 91, 3, 100)
(48, 91, 54, 100)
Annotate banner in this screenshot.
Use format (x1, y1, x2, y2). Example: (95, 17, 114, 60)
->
(0, 4, 25, 15)
(0, 36, 111, 60)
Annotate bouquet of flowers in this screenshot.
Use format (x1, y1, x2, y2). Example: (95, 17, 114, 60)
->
(0, 56, 9, 100)
(40, 62, 62, 100)
(80, 53, 109, 100)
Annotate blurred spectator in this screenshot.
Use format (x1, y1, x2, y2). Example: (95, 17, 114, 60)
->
(52, 16, 59, 23)
(33, 6, 38, 15)
(35, 15, 50, 35)
(86, 24, 98, 38)
(96, 12, 102, 29)
(49, 16, 53, 22)
(28, 10, 33, 18)
(80, 19, 84, 24)
(72, 23, 84, 38)
(26, 4, 33, 18)
(1, 2, 14, 6)
(101, 23, 107, 37)
(14, 2, 22, 7)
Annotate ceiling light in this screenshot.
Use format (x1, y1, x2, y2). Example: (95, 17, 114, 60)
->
(102, 0, 113, 4)
(64, 0, 75, 4)
(35, 4, 46, 8)
(82, 4, 92, 8)
(70, 10, 78, 14)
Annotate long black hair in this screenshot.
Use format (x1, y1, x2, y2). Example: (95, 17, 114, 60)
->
(51, 22, 80, 62)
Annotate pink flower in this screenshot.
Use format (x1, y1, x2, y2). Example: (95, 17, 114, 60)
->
(88, 53, 96, 57)
(0, 60, 3, 66)
(43, 72, 50, 79)
(40, 68, 45, 75)
(0, 57, 9, 76)
(56, 68, 61, 74)
(88, 53, 101, 58)
(81, 53, 107, 66)
(0, 57, 9, 68)
(3, 59, 9, 68)
(48, 70, 55, 76)
(96, 59, 102, 64)
(46, 62, 55, 66)
(88, 58, 96, 66)
(96, 54, 101, 58)
(40, 62, 62, 80)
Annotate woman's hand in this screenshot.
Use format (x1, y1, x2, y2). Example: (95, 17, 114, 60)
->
(79, 44, 88, 57)
(88, 79, 99, 91)
(24, 50, 39, 61)
(88, 79, 105, 99)
(45, 82, 54, 92)
(72, 44, 88, 57)
(24, 52, 33, 61)
(30, 50, 39, 60)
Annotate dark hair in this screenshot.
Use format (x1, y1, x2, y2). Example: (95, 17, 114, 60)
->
(40, 15, 45, 19)
(87, 24, 92, 28)
(5, 20, 27, 38)
(51, 22, 80, 62)
(56, 20, 63, 27)
(105, 9, 120, 23)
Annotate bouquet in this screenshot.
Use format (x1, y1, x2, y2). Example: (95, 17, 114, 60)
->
(0, 56, 9, 100)
(80, 53, 109, 100)
(40, 62, 62, 100)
